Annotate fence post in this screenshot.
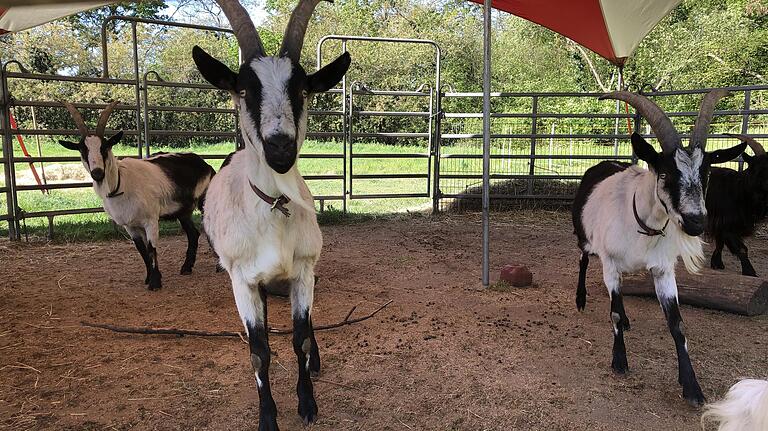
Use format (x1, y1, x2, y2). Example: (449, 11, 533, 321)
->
(341, 39, 348, 213)
(739, 90, 751, 172)
(131, 22, 144, 158)
(631, 111, 641, 165)
(528, 95, 538, 195)
(0, 64, 17, 239)
(432, 88, 443, 213)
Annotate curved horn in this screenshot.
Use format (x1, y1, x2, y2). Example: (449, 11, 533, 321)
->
(95, 100, 120, 137)
(279, 0, 331, 62)
(599, 91, 681, 153)
(726, 133, 766, 156)
(61, 102, 89, 137)
(216, 0, 265, 60)
(690, 89, 730, 150)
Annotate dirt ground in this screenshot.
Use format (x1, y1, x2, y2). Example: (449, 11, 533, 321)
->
(1, 210, 767, 431)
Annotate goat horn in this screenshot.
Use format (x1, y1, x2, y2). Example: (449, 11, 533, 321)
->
(690, 89, 730, 151)
(216, 0, 265, 60)
(599, 91, 681, 153)
(725, 133, 766, 156)
(61, 102, 89, 137)
(279, 0, 331, 62)
(95, 100, 120, 137)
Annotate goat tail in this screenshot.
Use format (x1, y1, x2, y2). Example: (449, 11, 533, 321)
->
(197, 165, 216, 215)
(576, 252, 589, 311)
(701, 379, 768, 431)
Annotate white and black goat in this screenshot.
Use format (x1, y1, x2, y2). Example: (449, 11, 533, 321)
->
(706, 134, 768, 276)
(191, 0, 350, 429)
(572, 90, 747, 406)
(702, 378, 768, 431)
(59, 101, 215, 290)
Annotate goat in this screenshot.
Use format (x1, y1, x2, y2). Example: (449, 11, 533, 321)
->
(701, 379, 768, 431)
(191, 0, 350, 429)
(706, 134, 768, 276)
(58, 101, 215, 290)
(572, 90, 747, 406)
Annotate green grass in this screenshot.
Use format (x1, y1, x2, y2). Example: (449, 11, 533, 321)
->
(1, 139, 437, 241)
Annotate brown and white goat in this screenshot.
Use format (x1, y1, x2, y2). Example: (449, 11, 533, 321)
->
(59, 101, 215, 290)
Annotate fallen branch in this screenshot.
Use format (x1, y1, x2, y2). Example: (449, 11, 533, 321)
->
(80, 300, 394, 339)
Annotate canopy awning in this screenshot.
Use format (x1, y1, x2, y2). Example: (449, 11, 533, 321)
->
(471, 0, 682, 65)
(0, 1, 113, 35)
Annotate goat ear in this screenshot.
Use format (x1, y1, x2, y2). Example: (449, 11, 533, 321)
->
(105, 130, 124, 149)
(192, 46, 237, 92)
(307, 52, 351, 94)
(631, 132, 658, 166)
(708, 141, 747, 165)
(58, 140, 80, 151)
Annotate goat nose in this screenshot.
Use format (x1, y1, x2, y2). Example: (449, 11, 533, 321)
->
(682, 213, 706, 236)
(91, 168, 105, 182)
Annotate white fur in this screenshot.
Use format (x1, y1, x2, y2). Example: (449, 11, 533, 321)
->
(674, 148, 706, 216)
(251, 57, 296, 140)
(702, 379, 768, 431)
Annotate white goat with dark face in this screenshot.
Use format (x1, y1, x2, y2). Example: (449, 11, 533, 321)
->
(191, 0, 350, 429)
(572, 90, 747, 406)
(58, 101, 215, 290)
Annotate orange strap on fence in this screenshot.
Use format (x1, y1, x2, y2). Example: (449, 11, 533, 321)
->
(9, 110, 46, 194)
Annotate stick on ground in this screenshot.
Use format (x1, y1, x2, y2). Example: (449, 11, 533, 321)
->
(80, 300, 393, 339)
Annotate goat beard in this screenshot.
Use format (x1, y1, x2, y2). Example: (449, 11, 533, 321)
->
(678, 232, 705, 274)
(271, 165, 316, 213)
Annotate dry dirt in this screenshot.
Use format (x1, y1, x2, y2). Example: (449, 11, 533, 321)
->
(1, 211, 766, 431)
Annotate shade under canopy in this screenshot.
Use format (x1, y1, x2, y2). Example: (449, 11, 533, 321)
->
(470, 0, 682, 65)
(0, 1, 113, 35)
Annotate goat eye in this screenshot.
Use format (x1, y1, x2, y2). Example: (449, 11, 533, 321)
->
(659, 174, 667, 180)
(239, 90, 246, 97)
(302, 90, 308, 98)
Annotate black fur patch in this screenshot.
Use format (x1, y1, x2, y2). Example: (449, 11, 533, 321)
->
(145, 152, 215, 219)
(572, 161, 632, 250)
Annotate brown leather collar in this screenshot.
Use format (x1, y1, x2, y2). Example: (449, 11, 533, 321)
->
(249, 181, 291, 217)
(633, 192, 669, 237)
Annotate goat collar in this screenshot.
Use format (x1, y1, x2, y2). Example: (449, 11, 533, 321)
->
(249, 181, 291, 217)
(106, 168, 124, 198)
(633, 192, 669, 237)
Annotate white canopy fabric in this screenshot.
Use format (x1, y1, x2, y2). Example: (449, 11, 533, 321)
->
(0, 1, 113, 35)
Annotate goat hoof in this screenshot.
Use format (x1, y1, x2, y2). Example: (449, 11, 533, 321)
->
(298, 396, 318, 425)
(148, 274, 162, 291)
(683, 387, 706, 408)
(144, 276, 150, 284)
(611, 359, 629, 375)
(309, 355, 321, 376)
(743, 269, 758, 277)
(576, 297, 586, 311)
(258, 415, 279, 431)
(621, 316, 631, 331)
(180, 266, 193, 275)
(215, 263, 225, 273)
(711, 261, 725, 270)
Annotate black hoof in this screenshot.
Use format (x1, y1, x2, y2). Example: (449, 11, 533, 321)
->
(309, 355, 321, 377)
(215, 263, 225, 273)
(258, 415, 279, 431)
(144, 275, 150, 284)
(611, 357, 629, 375)
(148, 273, 162, 291)
(576, 295, 586, 311)
(180, 265, 193, 275)
(743, 269, 758, 277)
(711, 261, 725, 270)
(621, 316, 631, 331)
(683, 388, 706, 408)
(298, 396, 318, 425)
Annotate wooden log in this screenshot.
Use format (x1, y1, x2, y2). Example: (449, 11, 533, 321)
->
(622, 269, 768, 316)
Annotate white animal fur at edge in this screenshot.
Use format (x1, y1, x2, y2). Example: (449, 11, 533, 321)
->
(701, 379, 768, 431)
(581, 163, 705, 278)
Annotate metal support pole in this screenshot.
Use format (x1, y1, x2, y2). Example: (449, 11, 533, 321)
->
(527, 96, 538, 195)
(481, 0, 492, 288)
(342, 40, 348, 213)
(1, 63, 17, 239)
(131, 22, 144, 158)
(739, 90, 751, 172)
(426, 86, 434, 198)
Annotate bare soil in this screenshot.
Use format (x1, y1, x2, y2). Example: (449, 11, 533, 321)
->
(1, 211, 766, 431)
